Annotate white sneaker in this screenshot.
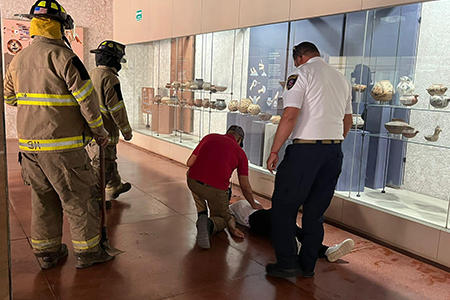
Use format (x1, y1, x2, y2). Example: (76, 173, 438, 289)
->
(325, 239, 355, 262)
(296, 237, 302, 255)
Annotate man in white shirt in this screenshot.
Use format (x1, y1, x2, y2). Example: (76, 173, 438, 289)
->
(229, 198, 354, 263)
(266, 42, 353, 278)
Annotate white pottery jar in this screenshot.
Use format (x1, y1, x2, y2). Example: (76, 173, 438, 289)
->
(396, 76, 415, 96)
(371, 80, 394, 102)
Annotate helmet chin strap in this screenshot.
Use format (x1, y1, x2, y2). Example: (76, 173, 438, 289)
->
(60, 24, 73, 50)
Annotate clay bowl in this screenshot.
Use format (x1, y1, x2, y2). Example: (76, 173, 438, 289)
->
(400, 95, 419, 106)
(215, 86, 227, 92)
(384, 118, 409, 134)
(194, 99, 203, 107)
(259, 112, 272, 122)
(353, 84, 367, 93)
(402, 126, 419, 138)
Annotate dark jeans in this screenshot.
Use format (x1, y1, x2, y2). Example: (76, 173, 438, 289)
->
(249, 209, 328, 258)
(270, 143, 343, 271)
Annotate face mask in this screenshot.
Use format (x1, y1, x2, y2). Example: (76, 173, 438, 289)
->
(95, 52, 121, 71)
(30, 17, 62, 39)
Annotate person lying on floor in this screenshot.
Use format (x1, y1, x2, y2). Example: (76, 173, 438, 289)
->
(228, 197, 355, 262)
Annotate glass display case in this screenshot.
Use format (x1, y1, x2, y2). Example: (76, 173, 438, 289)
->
(120, 0, 450, 231)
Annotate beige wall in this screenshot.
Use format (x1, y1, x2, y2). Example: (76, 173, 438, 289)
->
(1, 0, 114, 138)
(114, 0, 433, 44)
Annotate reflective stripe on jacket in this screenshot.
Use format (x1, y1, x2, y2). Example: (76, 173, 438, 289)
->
(3, 36, 107, 152)
(89, 66, 132, 145)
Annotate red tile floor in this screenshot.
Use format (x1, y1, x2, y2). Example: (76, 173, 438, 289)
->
(6, 140, 450, 300)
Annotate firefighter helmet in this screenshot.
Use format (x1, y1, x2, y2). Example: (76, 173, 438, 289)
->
(22, 0, 73, 29)
(90, 41, 126, 63)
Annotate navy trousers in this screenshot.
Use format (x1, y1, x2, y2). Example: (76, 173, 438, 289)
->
(270, 143, 343, 271)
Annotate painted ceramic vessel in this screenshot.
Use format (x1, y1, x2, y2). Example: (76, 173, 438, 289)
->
(187, 98, 195, 106)
(399, 95, 419, 106)
(228, 100, 239, 111)
(424, 126, 442, 142)
(202, 99, 210, 108)
(216, 99, 227, 110)
(384, 118, 409, 134)
(203, 82, 211, 91)
(396, 76, 415, 96)
(270, 115, 281, 124)
(353, 84, 367, 93)
(352, 114, 364, 129)
(239, 98, 252, 113)
(427, 84, 448, 96)
(248, 104, 261, 115)
(210, 101, 216, 109)
(172, 81, 181, 89)
(161, 96, 171, 104)
(259, 112, 272, 122)
(215, 86, 227, 92)
(371, 80, 394, 102)
(429, 95, 450, 109)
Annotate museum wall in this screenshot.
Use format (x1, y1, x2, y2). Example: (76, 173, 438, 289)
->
(403, 0, 450, 201)
(1, 0, 114, 138)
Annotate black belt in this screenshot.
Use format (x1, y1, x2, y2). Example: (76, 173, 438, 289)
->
(196, 180, 205, 185)
(293, 139, 342, 144)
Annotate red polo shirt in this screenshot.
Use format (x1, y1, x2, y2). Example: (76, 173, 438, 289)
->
(188, 133, 249, 190)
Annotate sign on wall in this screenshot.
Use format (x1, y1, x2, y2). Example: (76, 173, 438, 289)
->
(2, 19, 84, 68)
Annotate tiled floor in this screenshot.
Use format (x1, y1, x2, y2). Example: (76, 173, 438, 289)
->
(6, 139, 450, 300)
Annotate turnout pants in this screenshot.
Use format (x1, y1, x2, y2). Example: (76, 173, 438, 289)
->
(87, 142, 122, 197)
(21, 149, 101, 254)
(187, 176, 231, 233)
(271, 143, 343, 271)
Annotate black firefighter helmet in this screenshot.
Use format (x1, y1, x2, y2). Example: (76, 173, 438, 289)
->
(22, 0, 74, 30)
(90, 41, 127, 63)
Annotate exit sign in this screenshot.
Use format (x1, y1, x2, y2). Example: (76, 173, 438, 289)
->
(136, 10, 143, 21)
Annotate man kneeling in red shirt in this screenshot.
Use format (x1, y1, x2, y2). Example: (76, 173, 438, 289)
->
(186, 125, 263, 249)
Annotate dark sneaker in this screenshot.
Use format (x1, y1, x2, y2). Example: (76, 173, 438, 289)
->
(110, 182, 132, 199)
(266, 263, 313, 278)
(196, 214, 210, 249)
(76, 248, 115, 269)
(36, 244, 68, 269)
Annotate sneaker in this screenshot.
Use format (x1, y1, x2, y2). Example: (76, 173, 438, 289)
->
(109, 182, 132, 199)
(76, 248, 115, 269)
(36, 244, 68, 269)
(266, 263, 313, 278)
(196, 214, 210, 249)
(325, 238, 355, 262)
(296, 237, 302, 255)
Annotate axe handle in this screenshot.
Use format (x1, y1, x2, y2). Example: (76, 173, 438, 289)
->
(100, 145, 107, 230)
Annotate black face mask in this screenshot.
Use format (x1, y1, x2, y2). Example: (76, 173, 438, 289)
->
(95, 52, 121, 72)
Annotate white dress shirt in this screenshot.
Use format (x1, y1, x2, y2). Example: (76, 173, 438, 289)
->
(229, 200, 260, 227)
(283, 57, 352, 140)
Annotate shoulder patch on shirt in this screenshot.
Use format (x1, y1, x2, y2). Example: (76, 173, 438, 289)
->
(71, 56, 90, 81)
(286, 74, 298, 90)
(113, 83, 123, 101)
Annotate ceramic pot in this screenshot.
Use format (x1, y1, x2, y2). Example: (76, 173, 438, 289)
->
(248, 104, 261, 115)
(396, 76, 415, 96)
(210, 101, 217, 109)
(154, 95, 162, 104)
(190, 84, 199, 90)
(165, 83, 172, 89)
(172, 81, 181, 89)
(371, 80, 394, 102)
(203, 82, 211, 91)
(402, 126, 419, 138)
(187, 99, 195, 106)
(270, 115, 281, 124)
(239, 98, 252, 113)
(430, 95, 450, 109)
(384, 118, 409, 134)
(179, 99, 187, 107)
(400, 95, 419, 106)
(161, 96, 171, 104)
(425, 126, 442, 142)
(352, 114, 364, 129)
(216, 99, 227, 110)
(195, 79, 204, 89)
(259, 112, 272, 122)
(202, 99, 210, 109)
(427, 84, 448, 96)
(194, 99, 203, 107)
(353, 84, 367, 93)
(228, 100, 239, 111)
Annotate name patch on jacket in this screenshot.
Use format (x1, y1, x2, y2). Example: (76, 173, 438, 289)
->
(286, 74, 298, 90)
(71, 56, 90, 80)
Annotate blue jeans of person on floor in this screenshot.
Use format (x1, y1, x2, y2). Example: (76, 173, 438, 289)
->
(270, 143, 343, 272)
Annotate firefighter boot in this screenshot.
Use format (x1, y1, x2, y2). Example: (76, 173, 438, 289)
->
(75, 248, 115, 269)
(36, 243, 69, 269)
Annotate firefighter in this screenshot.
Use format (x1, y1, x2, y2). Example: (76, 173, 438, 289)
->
(87, 41, 133, 205)
(3, 0, 114, 269)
